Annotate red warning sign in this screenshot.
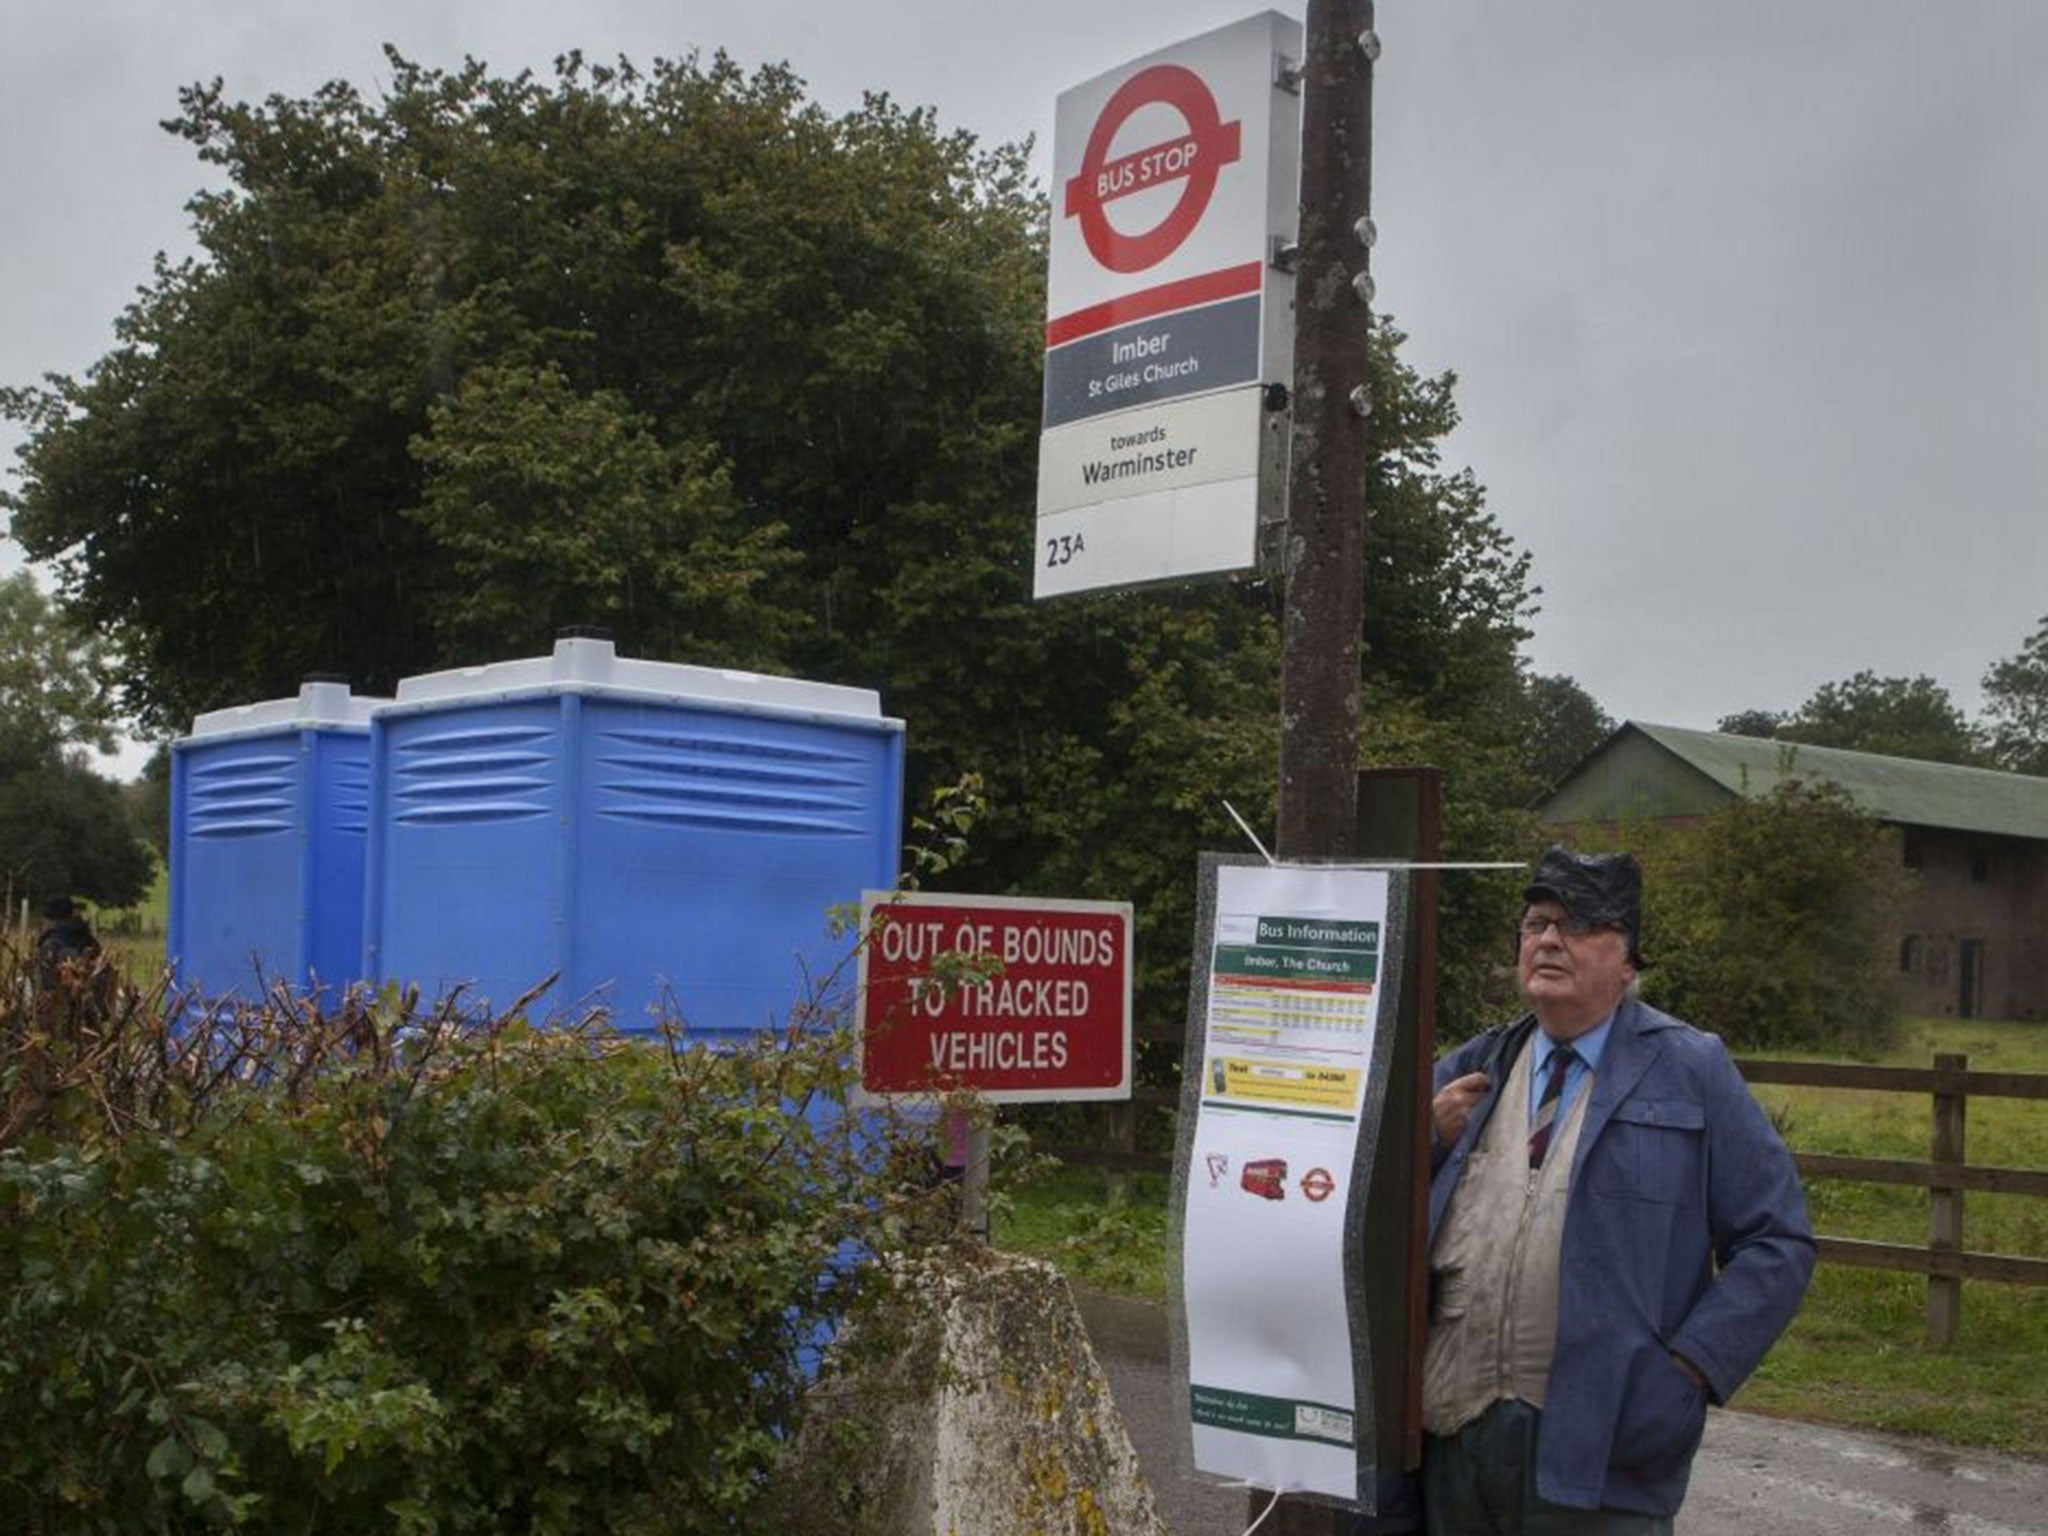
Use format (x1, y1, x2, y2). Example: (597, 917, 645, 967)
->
(1062, 64, 1244, 274)
(856, 893, 1132, 1104)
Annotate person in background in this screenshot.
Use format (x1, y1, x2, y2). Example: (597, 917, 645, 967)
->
(1421, 846, 1815, 1534)
(34, 895, 103, 992)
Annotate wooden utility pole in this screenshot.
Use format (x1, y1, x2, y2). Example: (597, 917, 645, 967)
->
(1276, 0, 1377, 864)
(1265, 3, 1382, 1531)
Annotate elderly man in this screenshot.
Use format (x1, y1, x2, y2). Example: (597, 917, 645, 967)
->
(1422, 847, 1814, 1534)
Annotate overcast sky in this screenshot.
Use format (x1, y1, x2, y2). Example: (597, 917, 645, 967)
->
(5, 0, 2044, 774)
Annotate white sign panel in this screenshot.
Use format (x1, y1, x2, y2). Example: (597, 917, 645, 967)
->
(1183, 864, 1389, 1498)
(1036, 11, 1301, 599)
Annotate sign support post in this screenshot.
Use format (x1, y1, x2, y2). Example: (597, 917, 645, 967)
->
(962, 1118, 991, 1240)
(1277, 0, 1376, 864)
(942, 1108, 994, 1242)
(1269, 4, 1380, 1532)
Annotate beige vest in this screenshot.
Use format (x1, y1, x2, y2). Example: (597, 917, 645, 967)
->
(1423, 1037, 1593, 1436)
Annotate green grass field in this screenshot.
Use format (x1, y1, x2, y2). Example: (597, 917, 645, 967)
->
(996, 1016, 2048, 1454)
(998, 1164, 1175, 1303)
(1736, 1017, 2048, 1451)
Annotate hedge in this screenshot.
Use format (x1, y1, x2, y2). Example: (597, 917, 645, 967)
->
(1, 961, 941, 1534)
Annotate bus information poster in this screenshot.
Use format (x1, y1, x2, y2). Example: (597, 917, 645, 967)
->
(1181, 863, 1389, 1498)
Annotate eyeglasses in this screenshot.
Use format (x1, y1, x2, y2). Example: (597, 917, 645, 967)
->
(1518, 913, 1617, 941)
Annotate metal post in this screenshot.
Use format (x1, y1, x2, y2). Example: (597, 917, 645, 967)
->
(960, 1117, 991, 1242)
(1927, 1052, 1966, 1347)
(1263, 4, 1377, 1528)
(1276, 0, 1377, 862)
(940, 1104, 991, 1242)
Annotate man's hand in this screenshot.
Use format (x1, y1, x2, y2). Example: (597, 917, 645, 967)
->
(1671, 1351, 1710, 1396)
(1432, 1071, 1491, 1148)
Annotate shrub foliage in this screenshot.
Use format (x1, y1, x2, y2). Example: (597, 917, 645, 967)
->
(1627, 776, 1911, 1052)
(1, 958, 936, 1534)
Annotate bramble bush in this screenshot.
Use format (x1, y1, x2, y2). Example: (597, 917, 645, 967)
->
(0, 954, 944, 1534)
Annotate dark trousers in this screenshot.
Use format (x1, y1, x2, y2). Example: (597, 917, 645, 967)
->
(1424, 1400, 1674, 1536)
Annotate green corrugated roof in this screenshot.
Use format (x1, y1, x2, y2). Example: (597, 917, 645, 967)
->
(1628, 722, 2048, 841)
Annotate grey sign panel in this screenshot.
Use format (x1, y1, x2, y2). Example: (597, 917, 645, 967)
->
(1042, 294, 1262, 430)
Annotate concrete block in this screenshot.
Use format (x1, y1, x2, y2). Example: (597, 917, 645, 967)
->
(775, 1248, 1169, 1536)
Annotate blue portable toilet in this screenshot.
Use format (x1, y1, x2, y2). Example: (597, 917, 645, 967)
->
(168, 677, 387, 1003)
(363, 634, 905, 1035)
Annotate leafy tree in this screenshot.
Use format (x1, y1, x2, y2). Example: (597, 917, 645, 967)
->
(3, 52, 1538, 1031)
(3, 52, 1047, 732)
(1982, 614, 2048, 777)
(0, 571, 121, 761)
(0, 574, 151, 909)
(1715, 708, 1784, 740)
(1521, 673, 1614, 790)
(1775, 671, 1984, 765)
(1356, 684, 1538, 1037)
(0, 753, 153, 909)
(122, 743, 173, 859)
(407, 360, 796, 666)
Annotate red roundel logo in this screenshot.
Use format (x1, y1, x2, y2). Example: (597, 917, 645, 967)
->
(1300, 1167, 1336, 1203)
(1063, 64, 1244, 274)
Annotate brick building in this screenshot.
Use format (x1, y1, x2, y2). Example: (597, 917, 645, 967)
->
(1536, 722, 2048, 1022)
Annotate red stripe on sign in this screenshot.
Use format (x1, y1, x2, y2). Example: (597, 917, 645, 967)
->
(1045, 260, 1264, 348)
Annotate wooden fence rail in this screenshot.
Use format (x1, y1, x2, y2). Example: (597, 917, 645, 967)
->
(1734, 1051, 2048, 1344)
(1036, 1046, 2048, 1346)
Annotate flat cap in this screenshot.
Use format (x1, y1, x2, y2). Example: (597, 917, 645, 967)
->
(1523, 845, 1646, 967)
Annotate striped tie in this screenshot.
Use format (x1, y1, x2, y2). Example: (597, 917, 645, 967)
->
(1528, 1045, 1578, 1169)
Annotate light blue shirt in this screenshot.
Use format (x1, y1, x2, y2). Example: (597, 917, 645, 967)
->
(1529, 1013, 1614, 1131)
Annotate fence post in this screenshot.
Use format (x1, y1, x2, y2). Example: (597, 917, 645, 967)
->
(1927, 1052, 1967, 1348)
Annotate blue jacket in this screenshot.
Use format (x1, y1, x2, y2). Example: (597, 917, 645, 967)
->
(1429, 997, 1815, 1515)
